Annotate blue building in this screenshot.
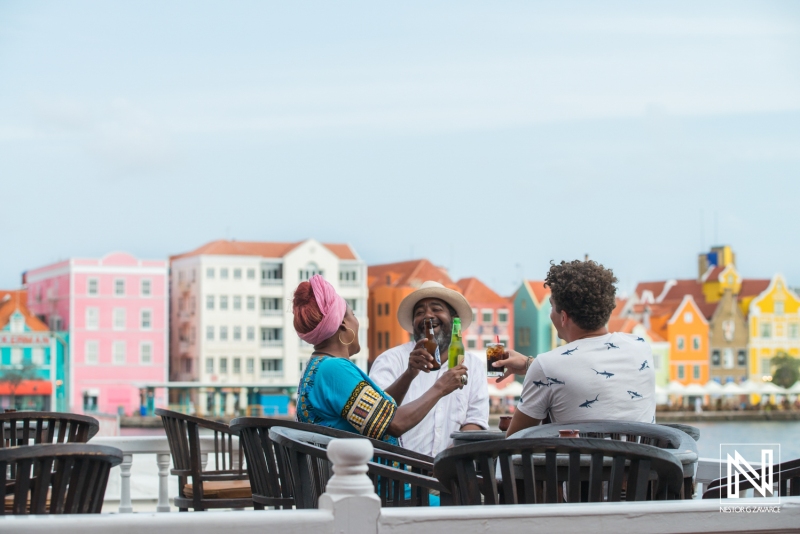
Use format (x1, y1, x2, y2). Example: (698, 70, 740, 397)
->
(0, 290, 66, 411)
(512, 280, 556, 358)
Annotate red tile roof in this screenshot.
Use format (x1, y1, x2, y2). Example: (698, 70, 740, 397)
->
(368, 259, 455, 289)
(171, 240, 357, 261)
(610, 298, 628, 318)
(635, 281, 667, 301)
(702, 266, 725, 282)
(607, 317, 640, 334)
(0, 290, 48, 332)
(739, 279, 771, 298)
(456, 278, 508, 305)
(526, 280, 551, 305)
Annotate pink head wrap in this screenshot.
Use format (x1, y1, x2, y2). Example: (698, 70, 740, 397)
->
(296, 274, 347, 345)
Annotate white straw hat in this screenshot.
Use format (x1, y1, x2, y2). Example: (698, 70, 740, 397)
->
(397, 281, 473, 333)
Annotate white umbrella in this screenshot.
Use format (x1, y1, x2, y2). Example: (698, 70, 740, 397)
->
(704, 380, 724, 396)
(739, 379, 764, 394)
(721, 381, 746, 395)
(655, 384, 667, 395)
(665, 380, 686, 394)
(488, 381, 523, 398)
(760, 381, 788, 395)
(786, 381, 800, 394)
(683, 383, 706, 396)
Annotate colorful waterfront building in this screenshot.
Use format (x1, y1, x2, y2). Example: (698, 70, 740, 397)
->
(747, 274, 800, 380)
(456, 277, 513, 352)
(367, 259, 457, 366)
(25, 253, 169, 415)
(511, 280, 556, 358)
(0, 290, 66, 411)
(651, 296, 710, 385)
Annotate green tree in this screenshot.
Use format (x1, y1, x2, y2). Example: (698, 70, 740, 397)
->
(771, 351, 800, 389)
(0, 364, 39, 409)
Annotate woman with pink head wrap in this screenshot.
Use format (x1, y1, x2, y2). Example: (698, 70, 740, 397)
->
(293, 275, 466, 444)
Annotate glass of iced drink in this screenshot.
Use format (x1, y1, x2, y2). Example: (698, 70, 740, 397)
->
(486, 342, 505, 378)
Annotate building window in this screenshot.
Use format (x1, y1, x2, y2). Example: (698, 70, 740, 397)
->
(482, 337, 493, 348)
(220, 296, 228, 311)
(83, 393, 98, 412)
(113, 308, 126, 330)
(788, 323, 799, 339)
(220, 268, 229, 279)
(261, 358, 284, 377)
(261, 328, 283, 345)
(233, 357, 241, 374)
(115, 279, 125, 296)
(140, 342, 152, 364)
(141, 279, 151, 296)
(497, 309, 509, 324)
(246, 358, 255, 374)
(246, 326, 255, 341)
(206, 358, 214, 374)
(774, 301, 784, 316)
(677, 365, 685, 379)
(220, 326, 228, 341)
(85, 341, 99, 365)
(340, 270, 358, 285)
(113, 341, 126, 364)
(377, 332, 383, 350)
(88, 278, 99, 296)
(247, 268, 255, 280)
(247, 296, 255, 311)
(10, 348, 22, 365)
(377, 304, 382, 317)
(466, 338, 477, 349)
(207, 267, 215, 279)
(31, 347, 44, 365)
(220, 357, 228, 374)
(692, 336, 701, 351)
(520, 299, 527, 310)
(683, 312, 693, 324)
(86, 307, 99, 330)
(233, 296, 242, 311)
(233, 326, 242, 341)
(261, 298, 282, 315)
(384, 332, 390, 349)
(693, 365, 700, 380)
(761, 358, 772, 377)
(299, 263, 322, 282)
(760, 323, 772, 339)
(207, 295, 215, 310)
(737, 350, 747, 366)
(472, 308, 479, 323)
(676, 336, 685, 351)
(206, 326, 214, 341)
(723, 348, 734, 369)
(141, 309, 152, 330)
(711, 350, 721, 366)
(233, 268, 242, 280)
(261, 264, 283, 283)
(482, 310, 493, 323)
(346, 299, 358, 313)
(384, 303, 389, 315)
(184, 358, 192, 373)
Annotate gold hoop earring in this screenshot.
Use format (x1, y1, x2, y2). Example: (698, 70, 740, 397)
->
(339, 327, 356, 346)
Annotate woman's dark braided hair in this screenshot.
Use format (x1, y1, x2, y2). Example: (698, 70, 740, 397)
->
(544, 260, 618, 331)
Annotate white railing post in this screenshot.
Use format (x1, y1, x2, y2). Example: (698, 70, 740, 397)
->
(156, 453, 172, 512)
(318, 438, 380, 534)
(119, 453, 134, 513)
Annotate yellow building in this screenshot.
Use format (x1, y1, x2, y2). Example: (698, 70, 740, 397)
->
(747, 274, 800, 380)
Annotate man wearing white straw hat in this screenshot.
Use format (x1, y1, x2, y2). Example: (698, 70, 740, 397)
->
(369, 281, 489, 456)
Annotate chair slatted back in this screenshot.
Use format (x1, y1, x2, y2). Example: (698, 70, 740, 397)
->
(0, 443, 122, 515)
(268, 426, 445, 509)
(1, 412, 99, 448)
(434, 437, 685, 505)
(703, 458, 800, 499)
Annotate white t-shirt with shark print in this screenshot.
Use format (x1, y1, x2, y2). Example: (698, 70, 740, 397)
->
(517, 332, 656, 424)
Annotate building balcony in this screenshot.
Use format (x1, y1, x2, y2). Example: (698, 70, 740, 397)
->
(260, 279, 283, 286)
(260, 340, 283, 348)
(260, 310, 283, 317)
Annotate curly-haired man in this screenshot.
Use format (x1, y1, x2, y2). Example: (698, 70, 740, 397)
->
(496, 260, 655, 436)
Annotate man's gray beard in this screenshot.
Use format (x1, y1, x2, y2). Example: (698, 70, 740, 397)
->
(413, 321, 452, 356)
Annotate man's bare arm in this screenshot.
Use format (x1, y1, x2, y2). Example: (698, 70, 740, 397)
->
(505, 410, 540, 437)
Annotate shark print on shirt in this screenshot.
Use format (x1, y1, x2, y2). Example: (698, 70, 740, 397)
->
(579, 395, 600, 408)
(639, 360, 650, 371)
(627, 390, 643, 399)
(547, 377, 565, 385)
(591, 369, 614, 379)
(636, 337, 645, 342)
(605, 343, 619, 350)
(562, 348, 578, 355)
(532, 380, 550, 387)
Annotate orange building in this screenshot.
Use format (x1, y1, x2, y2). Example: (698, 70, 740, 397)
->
(647, 296, 710, 384)
(367, 260, 458, 366)
(455, 278, 513, 352)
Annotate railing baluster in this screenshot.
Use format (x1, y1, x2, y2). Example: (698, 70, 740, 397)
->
(156, 453, 171, 512)
(119, 454, 134, 513)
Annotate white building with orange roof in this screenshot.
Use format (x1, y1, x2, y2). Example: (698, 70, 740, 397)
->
(169, 239, 367, 415)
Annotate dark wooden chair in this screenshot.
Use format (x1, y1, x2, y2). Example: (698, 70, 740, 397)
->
(703, 457, 800, 499)
(1, 412, 99, 448)
(229, 417, 435, 510)
(515, 421, 698, 498)
(1, 443, 122, 515)
(659, 423, 700, 442)
(434, 437, 685, 505)
(156, 408, 251, 511)
(269, 426, 447, 509)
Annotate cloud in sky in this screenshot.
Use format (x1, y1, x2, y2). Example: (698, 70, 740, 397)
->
(0, 1, 799, 293)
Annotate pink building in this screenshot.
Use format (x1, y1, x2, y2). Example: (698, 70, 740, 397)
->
(25, 253, 168, 415)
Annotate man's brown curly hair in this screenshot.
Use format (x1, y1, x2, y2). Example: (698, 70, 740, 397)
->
(545, 260, 618, 331)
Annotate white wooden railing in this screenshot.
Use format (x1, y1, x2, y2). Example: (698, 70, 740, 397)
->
(2, 439, 799, 533)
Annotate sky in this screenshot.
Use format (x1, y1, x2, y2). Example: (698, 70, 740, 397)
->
(1, 1, 799, 296)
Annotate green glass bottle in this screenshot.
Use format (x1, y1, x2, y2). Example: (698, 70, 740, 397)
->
(448, 317, 464, 368)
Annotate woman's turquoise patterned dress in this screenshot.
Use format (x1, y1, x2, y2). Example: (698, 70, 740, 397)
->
(296, 354, 399, 445)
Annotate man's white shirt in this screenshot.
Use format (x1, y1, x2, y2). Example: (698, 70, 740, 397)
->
(517, 332, 656, 424)
(369, 341, 489, 457)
